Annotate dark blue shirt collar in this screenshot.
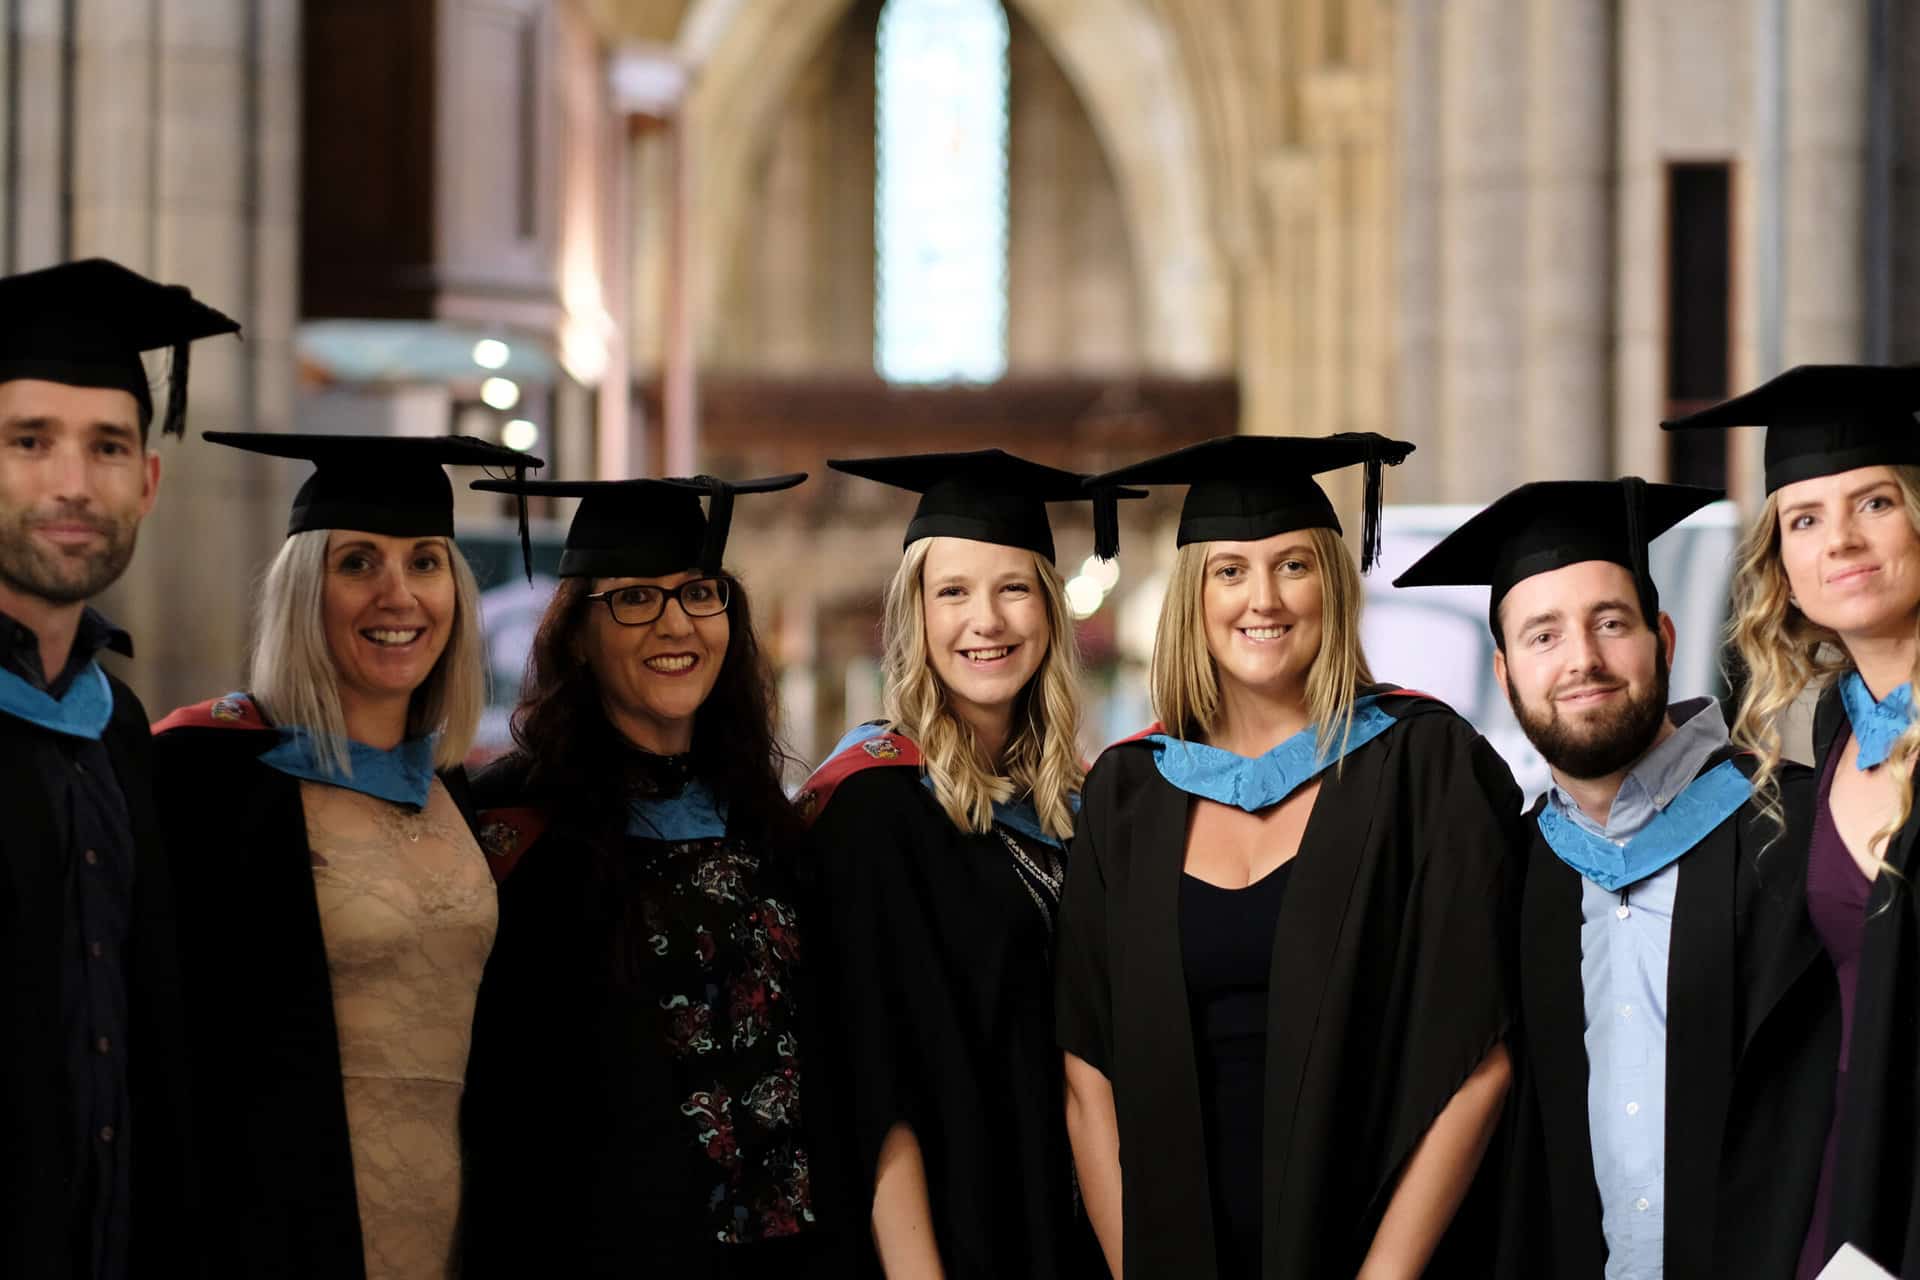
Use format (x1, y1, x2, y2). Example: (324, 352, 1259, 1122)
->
(0, 604, 132, 696)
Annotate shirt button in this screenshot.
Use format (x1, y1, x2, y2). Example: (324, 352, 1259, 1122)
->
(98, 1125, 114, 1144)
(1635, 1196, 1650, 1212)
(1619, 1003, 1633, 1018)
(88, 941, 103, 959)
(1626, 1101, 1640, 1116)
(83, 849, 98, 866)
(1616, 903, 1631, 919)
(95, 1036, 111, 1055)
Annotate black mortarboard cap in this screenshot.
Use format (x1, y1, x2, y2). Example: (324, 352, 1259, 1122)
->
(0, 258, 242, 438)
(1086, 431, 1416, 571)
(205, 431, 544, 574)
(469, 473, 807, 578)
(1392, 477, 1722, 638)
(1661, 364, 1920, 493)
(827, 449, 1143, 563)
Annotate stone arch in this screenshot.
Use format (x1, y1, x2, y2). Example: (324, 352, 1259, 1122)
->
(676, 0, 1231, 373)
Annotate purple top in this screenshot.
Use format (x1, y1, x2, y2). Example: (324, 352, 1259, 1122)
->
(1796, 739, 1875, 1279)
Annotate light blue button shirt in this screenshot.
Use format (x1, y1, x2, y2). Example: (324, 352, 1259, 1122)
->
(1547, 698, 1729, 1280)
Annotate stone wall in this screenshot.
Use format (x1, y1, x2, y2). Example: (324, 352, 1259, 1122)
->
(702, 2, 1144, 376)
(0, 0, 301, 713)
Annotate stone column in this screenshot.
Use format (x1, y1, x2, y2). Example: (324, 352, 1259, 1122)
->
(1522, 0, 1614, 482)
(1782, 0, 1868, 364)
(1437, 0, 1528, 501)
(0, 0, 301, 713)
(1392, 0, 1443, 501)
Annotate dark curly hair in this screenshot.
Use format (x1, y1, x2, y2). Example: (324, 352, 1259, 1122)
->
(504, 572, 803, 852)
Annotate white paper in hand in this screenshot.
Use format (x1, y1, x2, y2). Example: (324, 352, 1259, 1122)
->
(1817, 1244, 1896, 1280)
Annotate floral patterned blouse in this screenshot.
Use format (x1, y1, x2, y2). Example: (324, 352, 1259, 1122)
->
(620, 752, 814, 1244)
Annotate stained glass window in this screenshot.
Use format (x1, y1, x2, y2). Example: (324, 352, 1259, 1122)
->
(874, 0, 1010, 384)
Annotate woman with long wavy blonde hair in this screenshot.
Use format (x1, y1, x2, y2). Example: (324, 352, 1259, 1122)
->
(1055, 433, 1522, 1280)
(1668, 363, 1920, 1279)
(800, 450, 1117, 1279)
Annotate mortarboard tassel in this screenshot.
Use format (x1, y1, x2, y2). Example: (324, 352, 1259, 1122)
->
(514, 462, 534, 582)
(1622, 475, 1657, 623)
(1329, 430, 1412, 574)
(1359, 455, 1386, 573)
(1092, 486, 1121, 562)
(696, 476, 734, 576)
(161, 340, 190, 437)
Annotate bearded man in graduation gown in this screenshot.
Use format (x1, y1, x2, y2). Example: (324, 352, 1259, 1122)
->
(1397, 478, 1840, 1279)
(0, 259, 239, 1280)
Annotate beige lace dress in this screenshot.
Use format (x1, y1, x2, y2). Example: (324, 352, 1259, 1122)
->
(304, 777, 498, 1280)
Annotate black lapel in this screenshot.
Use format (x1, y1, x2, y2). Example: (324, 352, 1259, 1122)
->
(1663, 820, 1738, 1278)
(1810, 681, 1846, 770)
(1740, 768, 1825, 1058)
(1518, 825, 1606, 1277)
(1114, 758, 1218, 1271)
(1262, 739, 1380, 1215)
(0, 719, 62, 915)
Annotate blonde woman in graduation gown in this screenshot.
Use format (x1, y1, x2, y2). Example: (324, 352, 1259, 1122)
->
(1056, 433, 1524, 1279)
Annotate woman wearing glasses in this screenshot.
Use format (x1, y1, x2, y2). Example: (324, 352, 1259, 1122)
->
(457, 474, 837, 1279)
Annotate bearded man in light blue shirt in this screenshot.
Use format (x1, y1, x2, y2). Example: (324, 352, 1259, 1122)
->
(1396, 477, 1838, 1280)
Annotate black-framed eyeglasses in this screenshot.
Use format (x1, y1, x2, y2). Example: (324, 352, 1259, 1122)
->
(585, 577, 732, 626)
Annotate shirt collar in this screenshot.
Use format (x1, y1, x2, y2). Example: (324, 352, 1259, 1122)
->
(0, 605, 132, 695)
(1550, 696, 1728, 839)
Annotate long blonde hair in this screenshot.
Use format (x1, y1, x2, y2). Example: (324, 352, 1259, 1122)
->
(1729, 463, 1920, 868)
(1150, 526, 1374, 756)
(248, 529, 487, 774)
(880, 536, 1084, 840)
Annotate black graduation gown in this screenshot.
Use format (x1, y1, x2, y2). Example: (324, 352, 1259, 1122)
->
(459, 756, 837, 1280)
(0, 676, 199, 1280)
(149, 705, 482, 1280)
(1811, 683, 1920, 1276)
(1498, 747, 1838, 1280)
(807, 760, 1099, 1280)
(1054, 691, 1524, 1279)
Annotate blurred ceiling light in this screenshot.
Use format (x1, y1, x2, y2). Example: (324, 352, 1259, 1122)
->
(472, 338, 511, 370)
(611, 45, 690, 117)
(501, 419, 540, 452)
(1079, 553, 1121, 593)
(1064, 574, 1105, 620)
(558, 318, 608, 385)
(479, 377, 521, 411)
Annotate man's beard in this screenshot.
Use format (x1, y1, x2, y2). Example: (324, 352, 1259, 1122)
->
(1507, 646, 1671, 781)
(0, 500, 141, 605)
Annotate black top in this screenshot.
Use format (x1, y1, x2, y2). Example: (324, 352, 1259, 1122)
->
(1056, 691, 1522, 1278)
(460, 750, 835, 1280)
(1806, 683, 1920, 1275)
(1181, 864, 1294, 1280)
(0, 641, 197, 1280)
(0, 609, 138, 1280)
(807, 765, 1100, 1279)
(1494, 747, 1838, 1280)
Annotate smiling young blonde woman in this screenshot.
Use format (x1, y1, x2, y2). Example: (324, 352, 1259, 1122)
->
(149, 433, 528, 1280)
(1056, 433, 1523, 1280)
(800, 450, 1123, 1279)
(1666, 365, 1920, 1278)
